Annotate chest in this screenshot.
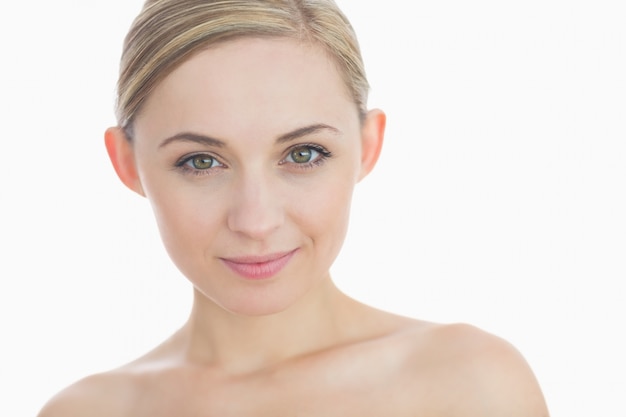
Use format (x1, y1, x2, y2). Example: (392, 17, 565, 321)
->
(130, 360, 422, 417)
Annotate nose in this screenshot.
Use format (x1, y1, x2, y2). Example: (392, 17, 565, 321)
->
(227, 172, 284, 240)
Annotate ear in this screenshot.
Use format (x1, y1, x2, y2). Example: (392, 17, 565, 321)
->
(358, 109, 386, 182)
(104, 127, 145, 196)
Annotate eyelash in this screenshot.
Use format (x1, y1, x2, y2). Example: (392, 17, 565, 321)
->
(280, 143, 333, 170)
(173, 143, 332, 177)
(174, 153, 225, 176)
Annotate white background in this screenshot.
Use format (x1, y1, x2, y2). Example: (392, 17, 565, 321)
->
(1, 1, 624, 416)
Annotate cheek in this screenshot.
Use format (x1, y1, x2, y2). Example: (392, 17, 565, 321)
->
(145, 181, 225, 268)
(293, 174, 355, 252)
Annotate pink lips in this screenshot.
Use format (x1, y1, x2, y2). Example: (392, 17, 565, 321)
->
(221, 249, 298, 280)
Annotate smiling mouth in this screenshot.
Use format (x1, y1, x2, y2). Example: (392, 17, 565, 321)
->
(220, 249, 298, 280)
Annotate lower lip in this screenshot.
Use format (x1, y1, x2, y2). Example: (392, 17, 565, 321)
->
(221, 250, 297, 280)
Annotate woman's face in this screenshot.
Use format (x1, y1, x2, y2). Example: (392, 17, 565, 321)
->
(116, 37, 382, 316)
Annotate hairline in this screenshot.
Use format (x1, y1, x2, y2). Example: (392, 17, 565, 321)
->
(123, 33, 364, 140)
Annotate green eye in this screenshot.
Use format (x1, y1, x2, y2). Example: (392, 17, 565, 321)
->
(176, 152, 224, 176)
(288, 146, 314, 163)
(282, 144, 332, 168)
(182, 154, 218, 170)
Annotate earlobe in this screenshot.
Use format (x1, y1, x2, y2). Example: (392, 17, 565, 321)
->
(358, 109, 386, 181)
(104, 127, 145, 196)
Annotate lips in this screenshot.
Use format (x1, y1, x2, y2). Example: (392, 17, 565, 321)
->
(220, 249, 298, 280)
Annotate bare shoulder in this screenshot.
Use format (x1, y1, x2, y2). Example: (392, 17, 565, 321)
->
(37, 330, 186, 417)
(400, 322, 550, 417)
(37, 370, 135, 417)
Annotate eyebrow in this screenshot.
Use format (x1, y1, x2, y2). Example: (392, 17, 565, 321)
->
(276, 123, 341, 143)
(158, 123, 341, 148)
(159, 132, 225, 148)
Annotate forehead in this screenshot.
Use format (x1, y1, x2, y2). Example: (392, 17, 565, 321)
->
(134, 37, 358, 143)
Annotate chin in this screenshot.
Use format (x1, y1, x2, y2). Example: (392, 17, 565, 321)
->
(196, 282, 310, 318)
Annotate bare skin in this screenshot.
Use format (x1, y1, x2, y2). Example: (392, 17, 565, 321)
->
(39, 38, 549, 416)
(39, 286, 548, 416)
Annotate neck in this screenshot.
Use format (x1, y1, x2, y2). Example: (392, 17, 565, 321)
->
(179, 278, 358, 374)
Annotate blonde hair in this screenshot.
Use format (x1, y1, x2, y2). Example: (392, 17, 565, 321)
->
(116, 0, 369, 136)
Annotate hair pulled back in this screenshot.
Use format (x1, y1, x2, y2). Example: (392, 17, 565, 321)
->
(115, 0, 369, 136)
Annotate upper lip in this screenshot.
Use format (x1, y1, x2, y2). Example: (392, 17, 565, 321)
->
(220, 249, 297, 264)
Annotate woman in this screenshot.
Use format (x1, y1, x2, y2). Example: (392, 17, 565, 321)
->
(39, 0, 549, 415)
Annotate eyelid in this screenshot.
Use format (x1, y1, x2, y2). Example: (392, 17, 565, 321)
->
(172, 144, 331, 177)
(289, 142, 331, 155)
(175, 151, 223, 167)
(280, 142, 332, 167)
(174, 151, 226, 177)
